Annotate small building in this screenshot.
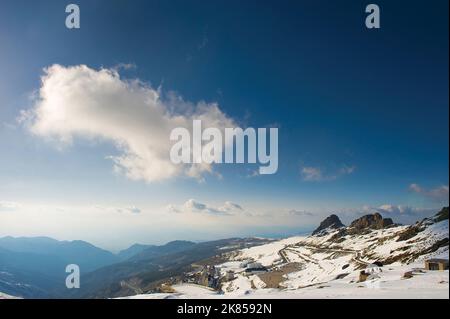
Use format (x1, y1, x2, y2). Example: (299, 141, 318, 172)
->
(197, 265, 221, 288)
(425, 259, 449, 271)
(246, 262, 263, 269)
(359, 270, 380, 283)
(239, 260, 252, 268)
(245, 262, 267, 274)
(365, 264, 383, 274)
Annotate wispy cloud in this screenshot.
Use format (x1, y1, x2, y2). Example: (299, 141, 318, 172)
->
(366, 204, 436, 217)
(197, 35, 208, 50)
(186, 30, 209, 62)
(0, 201, 22, 211)
(301, 167, 323, 181)
(246, 169, 260, 178)
(94, 205, 141, 214)
(409, 183, 449, 202)
(111, 62, 137, 72)
(2, 122, 17, 130)
(301, 165, 355, 182)
(116, 206, 141, 214)
(331, 204, 440, 225)
(286, 209, 314, 217)
(166, 199, 245, 216)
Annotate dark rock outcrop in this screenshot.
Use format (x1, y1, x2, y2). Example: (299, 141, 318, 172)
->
(349, 213, 393, 230)
(397, 224, 425, 242)
(312, 214, 345, 236)
(397, 207, 448, 242)
(434, 207, 449, 223)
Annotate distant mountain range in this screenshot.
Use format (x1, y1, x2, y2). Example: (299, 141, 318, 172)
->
(69, 238, 270, 298)
(118, 240, 196, 261)
(0, 207, 448, 299)
(0, 235, 270, 298)
(0, 236, 119, 272)
(0, 236, 120, 298)
(117, 244, 154, 260)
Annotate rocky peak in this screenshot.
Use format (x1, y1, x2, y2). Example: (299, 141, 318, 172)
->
(312, 214, 345, 236)
(350, 213, 393, 230)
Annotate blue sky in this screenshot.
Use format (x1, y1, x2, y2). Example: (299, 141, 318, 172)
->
(0, 0, 448, 250)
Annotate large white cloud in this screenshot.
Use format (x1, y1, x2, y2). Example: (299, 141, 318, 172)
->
(21, 65, 235, 182)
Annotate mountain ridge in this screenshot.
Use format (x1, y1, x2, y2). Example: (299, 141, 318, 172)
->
(1, 208, 448, 299)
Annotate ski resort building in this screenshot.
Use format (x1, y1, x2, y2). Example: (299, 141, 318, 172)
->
(244, 262, 268, 274)
(425, 259, 449, 271)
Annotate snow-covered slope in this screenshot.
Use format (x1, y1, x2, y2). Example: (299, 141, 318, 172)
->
(120, 209, 449, 299)
(218, 213, 448, 295)
(0, 291, 21, 299)
(121, 262, 448, 299)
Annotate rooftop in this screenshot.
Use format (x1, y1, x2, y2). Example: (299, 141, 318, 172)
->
(425, 259, 449, 263)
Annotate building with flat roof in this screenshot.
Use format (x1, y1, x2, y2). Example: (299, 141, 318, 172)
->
(424, 259, 449, 271)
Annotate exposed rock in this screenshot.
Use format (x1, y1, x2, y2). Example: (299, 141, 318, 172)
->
(330, 228, 348, 241)
(397, 224, 425, 242)
(403, 271, 413, 279)
(434, 207, 449, 223)
(358, 271, 369, 282)
(312, 214, 345, 236)
(350, 213, 393, 230)
(397, 208, 448, 242)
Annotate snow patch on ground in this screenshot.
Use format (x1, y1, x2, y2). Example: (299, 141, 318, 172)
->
(121, 218, 449, 299)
